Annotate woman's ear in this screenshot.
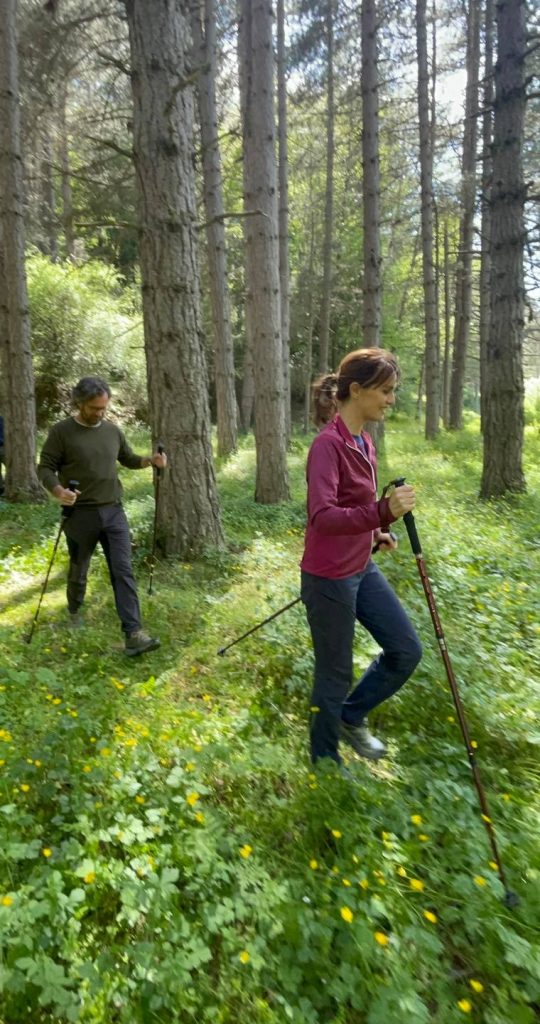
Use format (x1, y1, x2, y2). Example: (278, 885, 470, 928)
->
(349, 381, 362, 399)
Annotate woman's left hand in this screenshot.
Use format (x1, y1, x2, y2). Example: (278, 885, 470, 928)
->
(375, 531, 398, 552)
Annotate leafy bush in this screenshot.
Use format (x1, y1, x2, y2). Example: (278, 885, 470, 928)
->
(27, 254, 148, 426)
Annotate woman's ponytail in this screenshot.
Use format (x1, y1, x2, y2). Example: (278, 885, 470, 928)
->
(312, 373, 339, 427)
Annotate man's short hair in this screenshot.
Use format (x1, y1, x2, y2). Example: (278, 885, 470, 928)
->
(72, 377, 111, 405)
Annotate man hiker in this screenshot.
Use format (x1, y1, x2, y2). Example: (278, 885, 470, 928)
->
(38, 376, 167, 656)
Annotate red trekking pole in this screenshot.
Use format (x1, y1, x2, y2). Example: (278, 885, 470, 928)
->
(385, 477, 518, 908)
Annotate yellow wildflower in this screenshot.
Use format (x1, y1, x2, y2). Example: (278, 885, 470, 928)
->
(186, 762, 195, 771)
(340, 907, 353, 923)
(100, 748, 111, 757)
(471, 741, 478, 749)
(20, 784, 30, 792)
(34, 760, 42, 767)
(331, 829, 342, 839)
(342, 878, 351, 887)
(469, 980, 484, 994)
(52, 698, 61, 705)
(135, 795, 145, 804)
(410, 878, 425, 892)
(474, 875, 487, 887)
(457, 999, 472, 1013)
(397, 866, 407, 877)
(83, 765, 92, 773)
(195, 812, 205, 823)
(83, 871, 95, 884)
(374, 931, 389, 946)
(309, 859, 318, 870)
(488, 861, 498, 871)
(359, 879, 369, 889)
(423, 910, 437, 923)
(239, 844, 253, 859)
(418, 834, 429, 842)
(186, 792, 200, 806)
(42, 848, 52, 858)
(239, 950, 250, 964)
(411, 814, 423, 826)
(1, 895, 13, 906)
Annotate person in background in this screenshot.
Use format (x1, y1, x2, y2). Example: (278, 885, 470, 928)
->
(300, 348, 422, 769)
(38, 376, 167, 656)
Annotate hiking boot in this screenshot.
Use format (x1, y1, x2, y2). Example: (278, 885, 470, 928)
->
(68, 611, 84, 629)
(124, 629, 160, 657)
(340, 719, 387, 761)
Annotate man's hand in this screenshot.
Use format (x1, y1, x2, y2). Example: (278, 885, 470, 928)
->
(151, 451, 167, 469)
(52, 484, 80, 506)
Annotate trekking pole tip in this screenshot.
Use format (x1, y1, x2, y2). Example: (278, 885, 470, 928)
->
(503, 889, 520, 910)
(217, 647, 226, 656)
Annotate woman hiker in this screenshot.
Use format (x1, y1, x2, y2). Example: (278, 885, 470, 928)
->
(300, 348, 422, 767)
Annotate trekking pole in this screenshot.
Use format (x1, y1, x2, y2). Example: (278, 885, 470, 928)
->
(385, 476, 519, 909)
(148, 443, 165, 596)
(217, 596, 302, 656)
(24, 479, 79, 644)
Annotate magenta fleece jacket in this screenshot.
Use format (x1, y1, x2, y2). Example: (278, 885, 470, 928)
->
(300, 415, 396, 579)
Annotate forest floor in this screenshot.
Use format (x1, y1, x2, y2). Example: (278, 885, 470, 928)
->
(0, 416, 539, 1024)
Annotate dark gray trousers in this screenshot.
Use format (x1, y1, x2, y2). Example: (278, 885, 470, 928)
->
(63, 503, 141, 635)
(301, 561, 422, 763)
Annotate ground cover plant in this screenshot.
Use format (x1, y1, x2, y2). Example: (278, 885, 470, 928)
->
(0, 419, 539, 1024)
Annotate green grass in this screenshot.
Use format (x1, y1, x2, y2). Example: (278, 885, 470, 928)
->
(0, 418, 539, 1024)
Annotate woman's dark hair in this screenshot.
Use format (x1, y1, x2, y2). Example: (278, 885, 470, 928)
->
(72, 376, 111, 405)
(312, 348, 399, 427)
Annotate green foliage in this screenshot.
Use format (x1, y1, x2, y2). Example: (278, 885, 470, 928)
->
(27, 255, 147, 426)
(0, 420, 539, 1022)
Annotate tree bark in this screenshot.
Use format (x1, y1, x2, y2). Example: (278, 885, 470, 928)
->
(40, 122, 58, 261)
(361, 0, 381, 348)
(239, 0, 289, 503)
(318, 0, 335, 372)
(58, 83, 76, 262)
(124, 0, 224, 554)
(480, 0, 526, 497)
(192, 0, 237, 458)
(479, 0, 493, 434)
(449, 0, 480, 429)
(416, 0, 440, 437)
(0, 0, 43, 503)
(442, 220, 451, 426)
(277, 0, 291, 440)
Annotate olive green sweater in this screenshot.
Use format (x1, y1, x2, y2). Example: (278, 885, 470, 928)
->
(38, 417, 144, 506)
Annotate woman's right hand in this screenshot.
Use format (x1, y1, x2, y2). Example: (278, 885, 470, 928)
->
(388, 484, 416, 518)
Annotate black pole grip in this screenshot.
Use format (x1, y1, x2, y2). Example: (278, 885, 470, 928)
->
(62, 479, 79, 517)
(403, 510, 422, 556)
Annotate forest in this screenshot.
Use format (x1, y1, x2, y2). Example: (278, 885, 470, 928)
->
(0, 0, 539, 1022)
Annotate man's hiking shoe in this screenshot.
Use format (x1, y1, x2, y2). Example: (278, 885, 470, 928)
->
(340, 720, 387, 761)
(68, 611, 84, 629)
(124, 629, 160, 657)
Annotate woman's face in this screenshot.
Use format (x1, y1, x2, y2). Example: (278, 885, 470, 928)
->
(350, 374, 397, 423)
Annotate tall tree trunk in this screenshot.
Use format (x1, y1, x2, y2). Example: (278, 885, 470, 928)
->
(40, 122, 58, 261)
(239, 0, 289, 503)
(442, 220, 451, 426)
(58, 83, 76, 262)
(479, 0, 494, 434)
(318, 0, 335, 372)
(416, 0, 440, 437)
(480, 0, 526, 497)
(192, 0, 237, 458)
(277, 0, 291, 440)
(0, 0, 42, 503)
(361, 0, 381, 347)
(449, 0, 480, 429)
(303, 210, 316, 434)
(124, 0, 223, 554)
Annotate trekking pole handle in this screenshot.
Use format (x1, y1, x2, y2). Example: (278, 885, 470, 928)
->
(62, 479, 80, 518)
(384, 476, 422, 556)
(156, 443, 165, 477)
